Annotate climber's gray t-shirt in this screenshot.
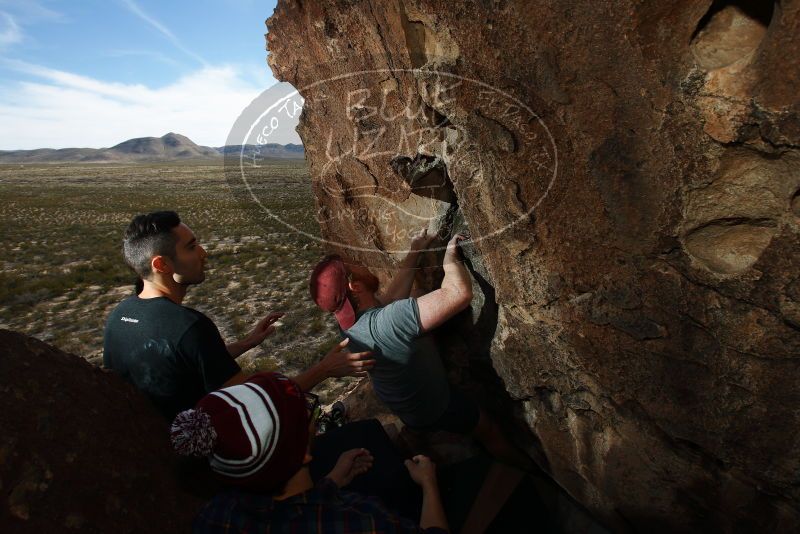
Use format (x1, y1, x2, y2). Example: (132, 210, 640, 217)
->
(344, 298, 449, 427)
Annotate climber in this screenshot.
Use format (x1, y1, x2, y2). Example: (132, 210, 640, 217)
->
(309, 229, 532, 470)
(172, 372, 450, 533)
(103, 210, 374, 419)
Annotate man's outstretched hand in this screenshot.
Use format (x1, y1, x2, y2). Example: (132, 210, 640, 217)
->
(227, 311, 285, 358)
(321, 338, 375, 378)
(291, 338, 374, 392)
(326, 448, 374, 488)
(244, 312, 284, 348)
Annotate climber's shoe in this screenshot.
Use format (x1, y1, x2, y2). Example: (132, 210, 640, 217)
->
(330, 401, 347, 428)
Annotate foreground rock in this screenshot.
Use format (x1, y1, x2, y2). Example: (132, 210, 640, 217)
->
(265, 1, 800, 531)
(0, 330, 205, 533)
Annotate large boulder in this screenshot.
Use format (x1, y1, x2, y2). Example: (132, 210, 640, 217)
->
(0, 330, 205, 533)
(264, 1, 800, 531)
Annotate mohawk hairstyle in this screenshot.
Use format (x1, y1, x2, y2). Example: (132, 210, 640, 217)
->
(122, 211, 181, 279)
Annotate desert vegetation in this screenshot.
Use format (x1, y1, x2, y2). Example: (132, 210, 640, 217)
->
(0, 160, 352, 401)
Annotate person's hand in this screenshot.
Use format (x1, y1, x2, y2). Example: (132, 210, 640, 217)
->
(326, 448, 374, 488)
(409, 227, 437, 253)
(321, 338, 375, 378)
(244, 312, 284, 348)
(443, 233, 468, 263)
(404, 455, 438, 491)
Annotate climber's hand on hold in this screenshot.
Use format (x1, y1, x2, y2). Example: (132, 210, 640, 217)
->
(443, 233, 468, 264)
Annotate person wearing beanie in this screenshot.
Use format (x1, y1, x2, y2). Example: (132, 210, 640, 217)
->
(173, 372, 450, 533)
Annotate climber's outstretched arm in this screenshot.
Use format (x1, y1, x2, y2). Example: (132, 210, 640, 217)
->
(378, 228, 436, 305)
(416, 234, 472, 333)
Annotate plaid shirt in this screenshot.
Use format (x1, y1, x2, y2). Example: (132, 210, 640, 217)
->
(193, 477, 447, 534)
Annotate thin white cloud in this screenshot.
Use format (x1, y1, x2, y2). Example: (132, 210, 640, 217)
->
(0, 12, 22, 46)
(0, 60, 299, 149)
(0, 1, 64, 53)
(119, 0, 207, 66)
(2, 58, 152, 101)
(0, 0, 62, 22)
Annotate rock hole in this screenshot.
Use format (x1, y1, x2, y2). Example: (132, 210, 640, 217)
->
(323, 19, 337, 39)
(683, 218, 776, 275)
(432, 109, 451, 128)
(792, 189, 800, 217)
(690, 0, 775, 70)
(390, 153, 455, 203)
(400, 13, 430, 68)
(399, 4, 459, 68)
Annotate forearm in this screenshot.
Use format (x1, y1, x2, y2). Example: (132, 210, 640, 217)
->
(226, 339, 254, 359)
(380, 251, 422, 304)
(440, 255, 472, 300)
(291, 360, 330, 392)
(416, 255, 473, 332)
(419, 483, 450, 532)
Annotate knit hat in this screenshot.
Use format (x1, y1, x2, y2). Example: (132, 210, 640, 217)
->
(309, 255, 356, 330)
(170, 372, 310, 491)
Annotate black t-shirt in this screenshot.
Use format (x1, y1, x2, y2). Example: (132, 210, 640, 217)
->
(103, 296, 240, 419)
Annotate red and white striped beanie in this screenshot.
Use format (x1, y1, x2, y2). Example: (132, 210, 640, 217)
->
(170, 372, 310, 491)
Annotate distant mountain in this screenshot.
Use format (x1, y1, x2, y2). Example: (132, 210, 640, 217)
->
(110, 132, 219, 159)
(0, 133, 304, 163)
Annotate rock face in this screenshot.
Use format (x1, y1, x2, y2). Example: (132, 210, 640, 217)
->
(0, 330, 205, 533)
(265, 1, 800, 531)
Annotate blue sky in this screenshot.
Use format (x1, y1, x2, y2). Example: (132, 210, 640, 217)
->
(0, 0, 301, 149)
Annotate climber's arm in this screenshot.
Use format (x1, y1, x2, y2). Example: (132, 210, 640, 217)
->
(415, 234, 472, 333)
(378, 228, 436, 305)
(222, 340, 374, 392)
